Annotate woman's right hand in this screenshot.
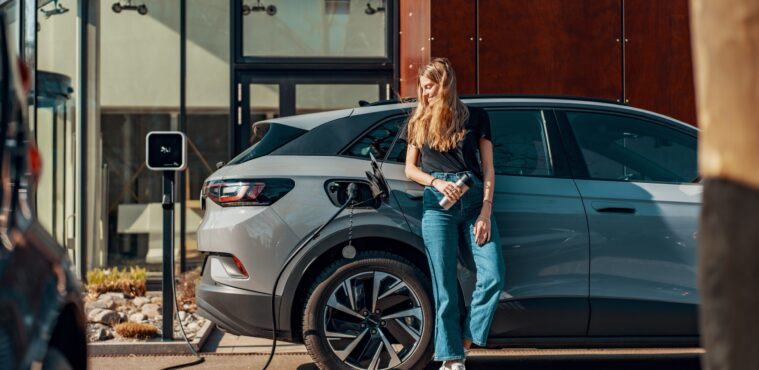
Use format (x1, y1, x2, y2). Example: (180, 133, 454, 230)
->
(432, 179, 462, 201)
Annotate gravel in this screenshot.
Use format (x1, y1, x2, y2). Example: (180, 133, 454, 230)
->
(85, 293, 207, 343)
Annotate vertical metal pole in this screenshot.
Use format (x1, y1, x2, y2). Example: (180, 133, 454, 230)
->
(162, 171, 175, 341)
(179, 0, 187, 273)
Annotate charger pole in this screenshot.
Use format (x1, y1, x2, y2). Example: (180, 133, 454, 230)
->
(146, 131, 186, 342)
(161, 171, 174, 341)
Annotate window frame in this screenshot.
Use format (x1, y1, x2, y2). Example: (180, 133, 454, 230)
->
(482, 107, 571, 179)
(233, 0, 397, 66)
(555, 108, 699, 185)
(338, 111, 410, 163)
(338, 105, 573, 180)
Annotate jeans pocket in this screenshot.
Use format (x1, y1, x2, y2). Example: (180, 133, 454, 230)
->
(423, 186, 444, 209)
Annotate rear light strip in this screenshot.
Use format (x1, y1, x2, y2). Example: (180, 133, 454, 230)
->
(202, 178, 294, 207)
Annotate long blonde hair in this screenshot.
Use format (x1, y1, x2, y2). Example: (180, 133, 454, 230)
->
(406, 58, 469, 152)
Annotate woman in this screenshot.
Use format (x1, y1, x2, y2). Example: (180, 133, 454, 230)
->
(404, 58, 505, 370)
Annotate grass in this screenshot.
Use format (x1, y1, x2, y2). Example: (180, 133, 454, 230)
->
(86, 266, 147, 297)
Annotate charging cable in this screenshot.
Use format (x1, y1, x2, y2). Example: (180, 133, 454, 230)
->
(260, 183, 362, 370)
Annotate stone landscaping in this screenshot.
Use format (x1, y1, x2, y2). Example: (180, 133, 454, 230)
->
(85, 291, 208, 343)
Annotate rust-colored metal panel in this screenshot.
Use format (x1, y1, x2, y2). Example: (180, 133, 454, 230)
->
(479, 1, 622, 101)
(399, 0, 431, 98)
(430, 0, 476, 95)
(625, 0, 697, 125)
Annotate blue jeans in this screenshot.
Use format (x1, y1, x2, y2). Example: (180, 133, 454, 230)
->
(422, 171, 505, 361)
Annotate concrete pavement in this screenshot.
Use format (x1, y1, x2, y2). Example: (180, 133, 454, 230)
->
(88, 330, 705, 369)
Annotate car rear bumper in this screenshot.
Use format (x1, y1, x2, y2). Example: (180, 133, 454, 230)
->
(196, 278, 294, 342)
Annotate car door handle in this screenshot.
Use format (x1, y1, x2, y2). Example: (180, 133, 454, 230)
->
(591, 202, 636, 214)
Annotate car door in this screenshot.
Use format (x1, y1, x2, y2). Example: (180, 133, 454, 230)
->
(556, 109, 700, 337)
(346, 106, 591, 338)
(479, 107, 590, 338)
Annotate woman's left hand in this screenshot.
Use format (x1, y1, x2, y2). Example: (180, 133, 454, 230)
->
(474, 214, 491, 246)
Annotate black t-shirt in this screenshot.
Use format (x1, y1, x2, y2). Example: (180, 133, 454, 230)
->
(418, 106, 491, 180)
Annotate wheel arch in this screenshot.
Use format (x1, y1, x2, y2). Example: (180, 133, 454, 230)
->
(282, 229, 429, 343)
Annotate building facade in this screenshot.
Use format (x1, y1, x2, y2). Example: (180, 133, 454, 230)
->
(0, 0, 695, 277)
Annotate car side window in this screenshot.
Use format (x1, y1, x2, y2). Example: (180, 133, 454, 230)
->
(565, 111, 698, 183)
(344, 116, 407, 163)
(487, 110, 554, 176)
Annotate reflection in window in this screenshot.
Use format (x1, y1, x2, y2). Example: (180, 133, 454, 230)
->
(566, 112, 698, 183)
(345, 115, 407, 162)
(242, 0, 387, 58)
(488, 110, 553, 176)
(296, 84, 378, 114)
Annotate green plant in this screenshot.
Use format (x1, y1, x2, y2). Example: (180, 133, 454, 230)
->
(86, 266, 147, 297)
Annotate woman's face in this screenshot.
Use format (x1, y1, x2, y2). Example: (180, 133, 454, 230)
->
(420, 76, 440, 105)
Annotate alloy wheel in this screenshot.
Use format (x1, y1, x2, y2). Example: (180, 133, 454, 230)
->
(322, 270, 425, 370)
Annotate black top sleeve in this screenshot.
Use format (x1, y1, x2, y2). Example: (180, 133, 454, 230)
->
(477, 107, 492, 141)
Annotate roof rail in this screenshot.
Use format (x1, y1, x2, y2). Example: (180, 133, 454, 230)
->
(459, 94, 623, 105)
(360, 94, 624, 107)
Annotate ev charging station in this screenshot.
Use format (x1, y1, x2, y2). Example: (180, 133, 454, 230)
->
(146, 131, 187, 340)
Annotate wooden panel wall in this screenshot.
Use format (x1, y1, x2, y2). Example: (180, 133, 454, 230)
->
(398, 0, 431, 99)
(625, 0, 697, 125)
(478, 1, 622, 100)
(398, 1, 698, 125)
(430, 0, 477, 95)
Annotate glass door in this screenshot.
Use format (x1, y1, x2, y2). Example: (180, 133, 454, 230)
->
(233, 71, 392, 156)
(35, 71, 76, 257)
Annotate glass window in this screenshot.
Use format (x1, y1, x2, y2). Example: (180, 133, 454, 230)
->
(565, 111, 698, 183)
(295, 84, 379, 114)
(228, 122, 307, 165)
(344, 115, 407, 162)
(242, 0, 387, 58)
(488, 110, 553, 176)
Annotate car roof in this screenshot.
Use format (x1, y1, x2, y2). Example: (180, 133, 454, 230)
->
(263, 97, 697, 133)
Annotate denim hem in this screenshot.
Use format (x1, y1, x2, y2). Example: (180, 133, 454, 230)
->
(463, 335, 487, 347)
(434, 354, 466, 361)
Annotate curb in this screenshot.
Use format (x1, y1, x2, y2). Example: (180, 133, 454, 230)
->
(88, 320, 214, 356)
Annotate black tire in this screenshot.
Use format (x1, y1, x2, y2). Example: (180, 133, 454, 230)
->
(111, 3, 122, 13)
(303, 251, 433, 370)
(137, 5, 148, 15)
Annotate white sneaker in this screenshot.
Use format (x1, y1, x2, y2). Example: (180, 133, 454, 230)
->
(439, 360, 466, 370)
(450, 361, 466, 370)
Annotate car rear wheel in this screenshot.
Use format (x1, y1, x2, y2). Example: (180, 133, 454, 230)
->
(303, 251, 433, 370)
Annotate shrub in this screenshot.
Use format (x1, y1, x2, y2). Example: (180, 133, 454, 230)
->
(177, 267, 201, 312)
(114, 322, 158, 339)
(86, 266, 147, 297)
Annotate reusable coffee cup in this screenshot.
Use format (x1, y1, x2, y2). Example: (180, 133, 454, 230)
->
(438, 173, 475, 210)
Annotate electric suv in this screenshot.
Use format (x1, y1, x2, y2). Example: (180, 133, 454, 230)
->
(196, 97, 701, 370)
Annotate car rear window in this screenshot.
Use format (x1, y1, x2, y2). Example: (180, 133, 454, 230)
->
(227, 122, 307, 165)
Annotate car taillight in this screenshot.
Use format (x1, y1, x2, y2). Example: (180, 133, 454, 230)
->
(203, 178, 294, 207)
(231, 255, 249, 278)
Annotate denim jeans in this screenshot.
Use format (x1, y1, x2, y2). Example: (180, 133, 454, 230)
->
(422, 171, 505, 361)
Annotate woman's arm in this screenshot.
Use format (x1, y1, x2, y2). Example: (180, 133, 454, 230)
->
(405, 144, 462, 200)
(404, 144, 436, 186)
(474, 137, 495, 245)
(478, 138, 495, 218)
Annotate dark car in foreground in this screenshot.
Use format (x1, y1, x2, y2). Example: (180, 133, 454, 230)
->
(0, 14, 87, 370)
(197, 94, 700, 370)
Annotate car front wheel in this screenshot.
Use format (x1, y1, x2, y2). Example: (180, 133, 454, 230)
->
(303, 251, 433, 370)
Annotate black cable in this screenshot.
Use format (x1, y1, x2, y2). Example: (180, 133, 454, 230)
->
(161, 211, 205, 370)
(261, 184, 362, 370)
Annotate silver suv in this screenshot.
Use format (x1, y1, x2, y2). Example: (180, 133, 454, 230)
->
(196, 97, 701, 370)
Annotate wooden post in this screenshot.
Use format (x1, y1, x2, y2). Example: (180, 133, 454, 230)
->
(690, 0, 759, 368)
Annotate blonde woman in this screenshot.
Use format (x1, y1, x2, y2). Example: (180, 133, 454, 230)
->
(404, 58, 505, 370)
